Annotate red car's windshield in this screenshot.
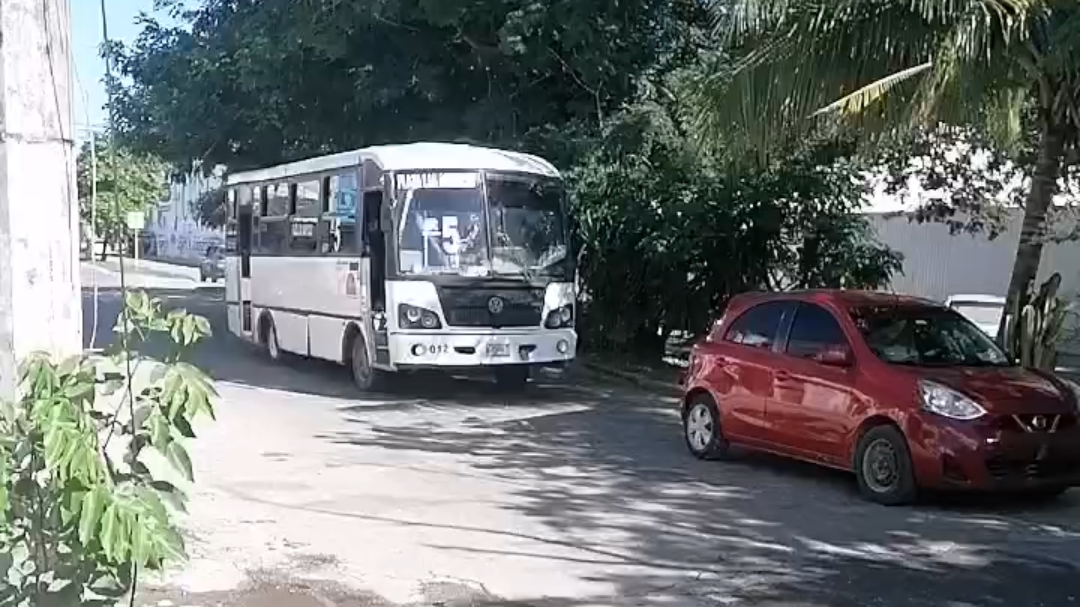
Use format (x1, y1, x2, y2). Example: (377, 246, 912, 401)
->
(848, 305, 1012, 367)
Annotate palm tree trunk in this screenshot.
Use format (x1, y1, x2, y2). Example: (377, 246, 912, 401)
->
(996, 119, 1064, 342)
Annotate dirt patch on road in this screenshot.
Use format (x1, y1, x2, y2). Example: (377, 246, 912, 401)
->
(136, 580, 392, 607)
(135, 575, 511, 607)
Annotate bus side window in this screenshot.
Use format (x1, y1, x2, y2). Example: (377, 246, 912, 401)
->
(334, 171, 360, 254)
(258, 183, 292, 254)
(288, 179, 321, 254)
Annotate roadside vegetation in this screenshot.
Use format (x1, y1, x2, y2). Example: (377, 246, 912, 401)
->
(106, 0, 1080, 362)
(0, 290, 215, 605)
(9, 1, 1080, 601)
(76, 140, 169, 261)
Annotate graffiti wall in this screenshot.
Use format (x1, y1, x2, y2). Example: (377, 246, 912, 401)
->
(147, 166, 227, 261)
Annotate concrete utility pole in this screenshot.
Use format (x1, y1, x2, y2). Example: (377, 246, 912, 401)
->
(0, 0, 82, 399)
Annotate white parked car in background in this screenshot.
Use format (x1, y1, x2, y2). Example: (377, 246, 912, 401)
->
(944, 293, 1007, 337)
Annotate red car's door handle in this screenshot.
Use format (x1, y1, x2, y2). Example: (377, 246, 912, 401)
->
(775, 370, 792, 380)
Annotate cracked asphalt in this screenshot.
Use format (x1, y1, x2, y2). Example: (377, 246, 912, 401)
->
(81, 261, 1080, 607)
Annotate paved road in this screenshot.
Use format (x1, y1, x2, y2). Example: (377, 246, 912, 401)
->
(81, 261, 1080, 607)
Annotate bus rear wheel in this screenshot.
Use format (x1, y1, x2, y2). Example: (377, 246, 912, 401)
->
(349, 333, 386, 392)
(261, 316, 285, 363)
(494, 366, 530, 390)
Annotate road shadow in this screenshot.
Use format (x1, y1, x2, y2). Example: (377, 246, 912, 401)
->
(82, 286, 623, 405)
(85, 286, 1080, 606)
(323, 393, 1080, 606)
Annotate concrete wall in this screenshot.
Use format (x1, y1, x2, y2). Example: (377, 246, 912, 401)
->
(147, 168, 226, 261)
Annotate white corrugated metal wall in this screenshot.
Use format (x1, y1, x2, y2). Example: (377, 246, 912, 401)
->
(867, 210, 1080, 353)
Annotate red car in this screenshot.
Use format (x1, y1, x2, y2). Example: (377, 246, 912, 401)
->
(681, 290, 1080, 505)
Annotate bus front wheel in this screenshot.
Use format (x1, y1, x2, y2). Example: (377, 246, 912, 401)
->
(349, 333, 386, 392)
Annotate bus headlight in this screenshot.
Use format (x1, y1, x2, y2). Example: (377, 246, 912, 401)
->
(399, 304, 442, 330)
(544, 304, 574, 329)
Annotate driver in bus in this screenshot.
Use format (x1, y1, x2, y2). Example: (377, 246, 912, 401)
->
(460, 213, 483, 255)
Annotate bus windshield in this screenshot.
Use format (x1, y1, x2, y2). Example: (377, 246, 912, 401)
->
(486, 173, 569, 280)
(396, 172, 491, 277)
(395, 170, 569, 280)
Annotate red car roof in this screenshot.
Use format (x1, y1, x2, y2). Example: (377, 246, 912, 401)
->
(732, 289, 938, 309)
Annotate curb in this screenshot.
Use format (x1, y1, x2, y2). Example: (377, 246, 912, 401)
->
(143, 256, 203, 269)
(97, 258, 198, 281)
(578, 359, 682, 395)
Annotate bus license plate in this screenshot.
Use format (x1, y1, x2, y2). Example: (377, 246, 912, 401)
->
(486, 343, 510, 357)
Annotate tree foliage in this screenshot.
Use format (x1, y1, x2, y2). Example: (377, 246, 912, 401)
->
(113, 0, 903, 357)
(876, 124, 1080, 241)
(76, 140, 168, 254)
(0, 291, 215, 606)
(572, 86, 901, 351)
(687, 0, 1080, 337)
(112, 0, 709, 171)
(193, 187, 227, 229)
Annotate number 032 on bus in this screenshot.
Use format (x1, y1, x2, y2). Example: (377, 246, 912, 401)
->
(222, 142, 577, 390)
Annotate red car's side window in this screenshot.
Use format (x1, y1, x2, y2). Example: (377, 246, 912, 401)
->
(784, 303, 849, 360)
(723, 301, 788, 350)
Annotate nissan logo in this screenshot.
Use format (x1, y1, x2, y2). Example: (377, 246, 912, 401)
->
(487, 296, 505, 314)
(1032, 415, 1048, 430)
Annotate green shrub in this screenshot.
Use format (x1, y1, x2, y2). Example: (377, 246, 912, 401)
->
(0, 290, 215, 606)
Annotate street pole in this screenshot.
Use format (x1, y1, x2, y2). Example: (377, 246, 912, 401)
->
(0, 0, 82, 399)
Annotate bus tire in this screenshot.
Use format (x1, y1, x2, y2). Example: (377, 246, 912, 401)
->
(494, 366, 530, 390)
(260, 314, 285, 363)
(348, 330, 386, 392)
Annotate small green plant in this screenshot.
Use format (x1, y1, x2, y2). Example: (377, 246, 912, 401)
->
(0, 290, 215, 606)
(1003, 273, 1071, 370)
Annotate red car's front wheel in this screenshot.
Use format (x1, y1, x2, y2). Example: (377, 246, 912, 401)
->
(854, 425, 918, 506)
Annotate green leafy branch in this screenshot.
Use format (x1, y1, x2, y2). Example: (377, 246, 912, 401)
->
(0, 290, 216, 607)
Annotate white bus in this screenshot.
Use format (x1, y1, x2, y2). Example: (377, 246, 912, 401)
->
(222, 142, 577, 390)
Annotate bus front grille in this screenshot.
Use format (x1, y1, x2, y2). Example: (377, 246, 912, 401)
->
(436, 285, 545, 329)
(444, 306, 541, 328)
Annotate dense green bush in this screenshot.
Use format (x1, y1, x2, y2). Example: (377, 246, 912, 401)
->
(569, 102, 902, 354)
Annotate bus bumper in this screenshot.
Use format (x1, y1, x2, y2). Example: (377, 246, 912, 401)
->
(389, 329, 576, 367)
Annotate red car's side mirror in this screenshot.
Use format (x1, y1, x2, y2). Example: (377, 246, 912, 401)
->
(815, 345, 853, 367)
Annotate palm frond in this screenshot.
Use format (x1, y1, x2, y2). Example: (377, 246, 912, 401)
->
(690, 0, 1058, 160)
(813, 62, 933, 117)
(690, 0, 943, 156)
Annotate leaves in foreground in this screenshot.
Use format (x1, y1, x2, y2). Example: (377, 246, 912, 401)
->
(0, 290, 215, 606)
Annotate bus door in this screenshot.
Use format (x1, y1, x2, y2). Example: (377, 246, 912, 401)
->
(363, 189, 390, 365)
(237, 203, 254, 339)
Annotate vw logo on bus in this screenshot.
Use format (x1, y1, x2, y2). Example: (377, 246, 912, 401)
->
(487, 296, 505, 314)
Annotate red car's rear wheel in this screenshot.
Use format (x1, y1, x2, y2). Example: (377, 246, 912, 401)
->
(683, 394, 730, 460)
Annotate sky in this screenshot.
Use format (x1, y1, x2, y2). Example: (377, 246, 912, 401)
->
(72, 0, 164, 135)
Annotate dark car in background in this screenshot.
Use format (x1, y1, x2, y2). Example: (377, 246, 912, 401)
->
(680, 289, 1080, 505)
(199, 245, 225, 282)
